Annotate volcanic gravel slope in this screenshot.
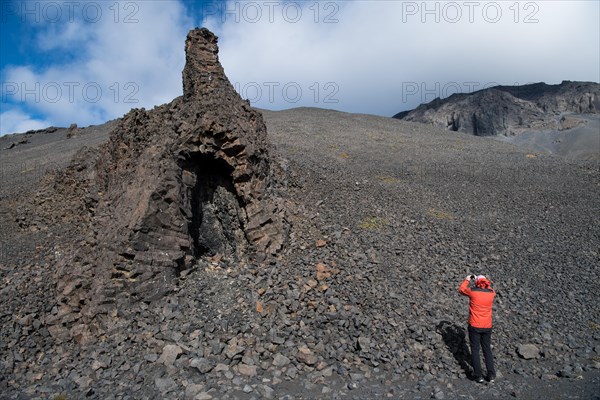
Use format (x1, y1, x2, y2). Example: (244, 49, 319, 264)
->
(0, 107, 599, 400)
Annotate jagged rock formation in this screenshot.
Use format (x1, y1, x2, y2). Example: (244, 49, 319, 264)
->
(37, 28, 285, 333)
(394, 81, 600, 136)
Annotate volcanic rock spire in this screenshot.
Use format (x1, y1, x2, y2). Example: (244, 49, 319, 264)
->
(47, 28, 285, 327)
(183, 28, 233, 100)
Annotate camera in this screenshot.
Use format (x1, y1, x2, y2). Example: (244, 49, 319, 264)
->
(469, 275, 475, 280)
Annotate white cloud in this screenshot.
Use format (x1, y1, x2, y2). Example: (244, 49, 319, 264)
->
(0, 108, 52, 134)
(1, 0, 192, 134)
(210, 0, 600, 115)
(1, 0, 598, 136)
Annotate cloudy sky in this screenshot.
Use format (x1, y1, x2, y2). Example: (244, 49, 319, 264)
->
(1, 0, 598, 135)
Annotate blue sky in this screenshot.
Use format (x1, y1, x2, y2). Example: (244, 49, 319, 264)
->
(1, 0, 599, 135)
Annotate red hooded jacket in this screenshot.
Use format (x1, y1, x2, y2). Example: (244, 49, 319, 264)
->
(459, 278, 495, 329)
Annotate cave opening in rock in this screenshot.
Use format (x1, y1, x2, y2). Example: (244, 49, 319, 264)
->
(182, 153, 247, 260)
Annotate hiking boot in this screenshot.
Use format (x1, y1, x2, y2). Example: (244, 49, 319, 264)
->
(487, 374, 496, 383)
(475, 376, 485, 383)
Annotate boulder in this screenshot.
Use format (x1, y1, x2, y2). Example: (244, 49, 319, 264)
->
(517, 344, 541, 359)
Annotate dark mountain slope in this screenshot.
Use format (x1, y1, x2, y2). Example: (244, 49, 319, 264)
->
(394, 81, 600, 137)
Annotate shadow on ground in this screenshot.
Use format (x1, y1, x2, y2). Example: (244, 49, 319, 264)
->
(437, 320, 473, 379)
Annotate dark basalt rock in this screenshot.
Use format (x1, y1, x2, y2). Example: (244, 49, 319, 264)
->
(40, 28, 285, 331)
(394, 81, 600, 136)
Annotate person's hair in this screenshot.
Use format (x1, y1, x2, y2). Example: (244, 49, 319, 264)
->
(476, 277, 491, 289)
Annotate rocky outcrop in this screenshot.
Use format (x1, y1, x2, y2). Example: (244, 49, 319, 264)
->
(494, 81, 600, 114)
(35, 28, 285, 331)
(395, 81, 600, 136)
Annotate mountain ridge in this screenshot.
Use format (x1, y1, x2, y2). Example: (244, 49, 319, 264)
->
(394, 80, 600, 136)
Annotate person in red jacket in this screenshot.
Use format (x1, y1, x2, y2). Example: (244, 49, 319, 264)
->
(459, 274, 496, 383)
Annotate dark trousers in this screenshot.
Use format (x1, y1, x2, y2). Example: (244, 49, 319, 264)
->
(468, 325, 495, 379)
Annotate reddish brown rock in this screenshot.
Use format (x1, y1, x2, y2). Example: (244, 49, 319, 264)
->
(36, 28, 285, 333)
